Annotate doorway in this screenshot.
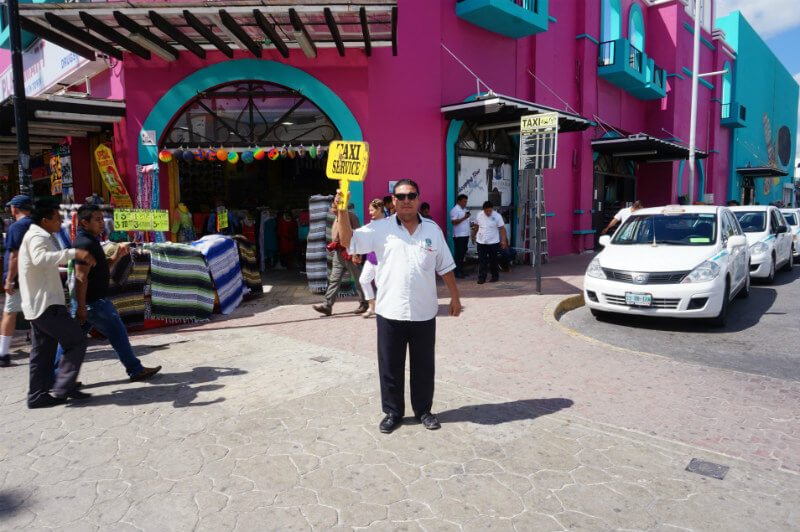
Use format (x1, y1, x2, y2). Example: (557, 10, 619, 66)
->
(592, 154, 636, 247)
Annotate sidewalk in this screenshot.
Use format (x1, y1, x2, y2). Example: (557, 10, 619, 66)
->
(0, 254, 798, 530)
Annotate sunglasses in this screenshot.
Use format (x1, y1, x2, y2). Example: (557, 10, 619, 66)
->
(393, 192, 419, 201)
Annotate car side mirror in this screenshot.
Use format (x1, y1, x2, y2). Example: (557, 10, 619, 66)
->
(727, 235, 747, 249)
(598, 235, 611, 247)
(776, 225, 788, 234)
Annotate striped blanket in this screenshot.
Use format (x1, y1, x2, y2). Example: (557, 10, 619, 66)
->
(148, 243, 215, 322)
(192, 235, 245, 315)
(107, 247, 150, 329)
(233, 235, 263, 294)
(306, 195, 333, 293)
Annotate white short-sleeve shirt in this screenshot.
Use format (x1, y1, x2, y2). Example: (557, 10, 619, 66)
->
(349, 215, 455, 321)
(450, 204, 470, 238)
(473, 210, 505, 245)
(613, 207, 633, 224)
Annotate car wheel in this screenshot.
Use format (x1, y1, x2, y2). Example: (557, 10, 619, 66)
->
(738, 272, 750, 299)
(766, 255, 776, 284)
(782, 248, 794, 272)
(708, 278, 730, 328)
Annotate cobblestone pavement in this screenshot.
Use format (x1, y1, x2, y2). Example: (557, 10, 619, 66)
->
(1, 256, 798, 530)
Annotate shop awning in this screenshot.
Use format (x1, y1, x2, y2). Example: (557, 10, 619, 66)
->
(16, 1, 398, 62)
(0, 96, 125, 163)
(591, 134, 707, 161)
(440, 93, 594, 133)
(735, 166, 789, 178)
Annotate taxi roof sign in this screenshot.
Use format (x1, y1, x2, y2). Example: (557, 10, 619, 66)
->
(326, 140, 369, 182)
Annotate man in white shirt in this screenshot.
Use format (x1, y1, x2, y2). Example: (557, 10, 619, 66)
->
(19, 200, 95, 408)
(471, 200, 508, 284)
(601, 200, 643, 235)
(338, 179, 462, 434)
(449, 194, 470, 278)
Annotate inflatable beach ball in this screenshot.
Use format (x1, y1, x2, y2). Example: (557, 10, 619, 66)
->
(267, 148, 280, 160)
(158, 150, 173, 163)
(205, 149, 217, 161)
(216, 148, 228, 161)
(287, 146, 296, 159)
(308, 145, 317, 159)
(193, 148, 205, 161)
(297, 145, 306, 158)
(182, 150, 195, 162)
(241, 151, 255, 164)
(253, 148, 266, 161)
(279, 146, 288, 158)
(227, 151, 240, 164)
(172, 148, 184, 161)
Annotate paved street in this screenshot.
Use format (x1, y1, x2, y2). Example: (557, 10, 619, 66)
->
(1, 256, 799, 530)
(560, 267, 800, 381)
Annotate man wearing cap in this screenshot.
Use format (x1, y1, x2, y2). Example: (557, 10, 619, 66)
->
(0, 195, 33, 367)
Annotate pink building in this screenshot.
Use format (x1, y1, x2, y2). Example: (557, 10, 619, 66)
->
(1, 0, 736, 257)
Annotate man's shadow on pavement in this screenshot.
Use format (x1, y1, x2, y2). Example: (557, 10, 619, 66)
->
(72, 366, 247, 409)
(437, 398, 574, 425)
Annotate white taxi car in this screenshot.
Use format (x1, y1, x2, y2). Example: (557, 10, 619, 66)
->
(730, 206, 793, 282)
(779, 208, 800, 262)
(584, 205, 749, 326)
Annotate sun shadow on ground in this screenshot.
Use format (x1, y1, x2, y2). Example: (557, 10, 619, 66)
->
(438, 397, 574, 425)
(0, 490, 27, 518)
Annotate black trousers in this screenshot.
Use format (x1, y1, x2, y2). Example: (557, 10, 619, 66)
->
(477, 242, 500, 281)
(453, 236, 469, 275)
(376, 315, 436, 418)
(29, 305, 87, 405)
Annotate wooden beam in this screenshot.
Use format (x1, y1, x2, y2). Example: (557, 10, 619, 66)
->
(18, 17, 96, 61)
(183, 11, 233, 58)
(113, 11, 180, 59)
(391, 6, 398, 56)
(323, 8, 345, 57)
(218, 10, 262, 58)
(43, 13, 123, 60)
(148, 10, 206, 59)
(359, 7, 372, 57)
(253, 9, 289, 58)
(289, 8, 316, 58)
(79, 12, 151, 60)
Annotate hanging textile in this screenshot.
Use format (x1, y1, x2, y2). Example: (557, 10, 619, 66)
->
(306, 195, 333, 293)
(192, 235, 245, 315)
(147, 243, 215, 322)
(233, 235, 263, 294)
(136, 164, 165, 243)
(107, 246, 150, 329)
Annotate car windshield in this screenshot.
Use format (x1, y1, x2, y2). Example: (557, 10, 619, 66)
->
(782, 213, 797, 225)
(612, 213, 717, 246)
(734, 211, 766, 232)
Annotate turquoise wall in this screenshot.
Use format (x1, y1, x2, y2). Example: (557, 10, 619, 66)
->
(716, 12, 799, 205)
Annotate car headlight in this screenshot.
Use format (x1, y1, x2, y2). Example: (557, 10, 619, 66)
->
(681, 260, 720, 284)
(586, 258, 606, 279)
(749, 241, 768, 255)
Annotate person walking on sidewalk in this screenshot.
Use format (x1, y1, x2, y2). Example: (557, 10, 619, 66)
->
(312, 202, 368, 316)
(337, 180, 462, 434)
(449, 194, 470, 279)
(358, 199, 385, 318)
(54, 205, 161, 382)
(0, 195, 33, 367)
(471, 200, 508, 284)
(601, 200, 643, 235)
(19, 200, 96, 408)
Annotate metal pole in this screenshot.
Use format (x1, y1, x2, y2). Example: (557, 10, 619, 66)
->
(534, 170, 542, 295)
(8, 0, 32, 197)
(687, 0, 702, 205)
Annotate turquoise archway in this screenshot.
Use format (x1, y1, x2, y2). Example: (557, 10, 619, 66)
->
(138, 59, 364, 218)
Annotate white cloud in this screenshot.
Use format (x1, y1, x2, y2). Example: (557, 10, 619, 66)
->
(716, 0, 800, 38)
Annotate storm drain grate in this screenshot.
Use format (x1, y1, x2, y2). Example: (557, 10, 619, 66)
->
(310, 356, 331, 363)
(685, 458, 729, 480)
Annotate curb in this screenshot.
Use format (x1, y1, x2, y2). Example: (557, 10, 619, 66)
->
(552, 293, 585, 321)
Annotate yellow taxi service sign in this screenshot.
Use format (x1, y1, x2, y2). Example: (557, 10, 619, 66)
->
(326, 140, 369, 182)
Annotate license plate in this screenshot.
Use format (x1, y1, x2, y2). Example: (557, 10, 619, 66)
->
(625, 292, 652, 307)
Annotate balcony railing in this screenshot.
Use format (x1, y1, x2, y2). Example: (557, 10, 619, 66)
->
(456, 0, 549, 38)
(599, 40, 615, 67)
(721, 103, 731, 119)
(628, 44, 643, 74)
(721, 102, 747, 127)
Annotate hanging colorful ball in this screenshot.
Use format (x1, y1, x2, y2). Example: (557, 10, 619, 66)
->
(241, 151, 255, 164)
(267, 148, 280, 160)
(205, 149, 217, 161)
(287, 146, 297, 159)
(172, 148, 184, 161)
(182, 150, 195, 162)
(216, 148, 228, 161)
(316, 145, 326, 159)
(193, 148, 205, 161)
(308, 145, 317, 159)
(227, 151, 240, 164)
(280, 146, 288, 158)
(253, 148, 266, 161)
(297, 145, 306, 158)
(158, 150, 173, 163)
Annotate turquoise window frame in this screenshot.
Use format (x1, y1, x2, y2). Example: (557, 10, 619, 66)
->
(137, 59, 365, 219)
(721, 60, 732, 114)
(601, 0, 622, 42)
(628, 3, 645, 51)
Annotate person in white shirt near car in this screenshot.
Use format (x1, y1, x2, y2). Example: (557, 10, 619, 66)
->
(601, 200, 643, 235)
(471, 200, 508, 284)
(449, 194, 471, 278)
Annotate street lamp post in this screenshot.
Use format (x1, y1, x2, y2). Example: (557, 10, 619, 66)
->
(687, 0, 702, 205)
(7, 0, 33, 197)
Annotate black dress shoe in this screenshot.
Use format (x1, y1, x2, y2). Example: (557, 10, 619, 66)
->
(379, 414, 403, 434)
(417, 412, 441, 430)
(0, 355, 11, 367)
(28, 394, 67, 409)
(312, 304, 332, 316)
(353, 303, 369, 315)
(61, 390, 92, 401)
(477, 278, 486, 285)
